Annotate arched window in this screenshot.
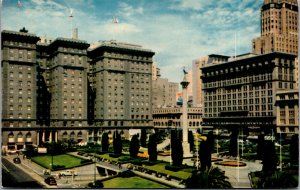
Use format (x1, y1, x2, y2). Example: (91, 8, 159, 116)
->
(62, 131, 68, 138)
(26, 132, 31, 138)
(17, 132, 23, 138)
(8, 132, 14, 138)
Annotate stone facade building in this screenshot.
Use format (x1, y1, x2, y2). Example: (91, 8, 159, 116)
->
(275, 89, 299, 137)
(152, 77, 179, 108)
(1, 29, 155, 150)
(201, 52, 297, 136)
(153, 107, 202, 129)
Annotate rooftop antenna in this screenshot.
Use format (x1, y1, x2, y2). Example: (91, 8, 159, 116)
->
(69, 8, 74, 38)
(235, 31, 237, 60)
(112, 16, 119, 40)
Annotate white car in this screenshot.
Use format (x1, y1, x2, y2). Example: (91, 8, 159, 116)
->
(59, 170, 78, 176)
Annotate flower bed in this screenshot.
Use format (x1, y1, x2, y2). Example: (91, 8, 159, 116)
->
(215, 161, 246, 167)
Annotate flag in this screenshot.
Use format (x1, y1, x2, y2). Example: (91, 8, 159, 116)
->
(18, 0, 21, 8)
(113, 17, 119, 24)
(69, 9, 73, 18)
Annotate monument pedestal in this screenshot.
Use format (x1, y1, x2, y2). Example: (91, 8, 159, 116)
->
(182, 141, 193, 158)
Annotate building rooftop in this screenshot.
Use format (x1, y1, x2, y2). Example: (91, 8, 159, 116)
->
(201, 51, 297, 70)
(88, 40, 154, 54)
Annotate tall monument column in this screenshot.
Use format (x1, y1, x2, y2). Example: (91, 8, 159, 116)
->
(181, 69, 192, 158)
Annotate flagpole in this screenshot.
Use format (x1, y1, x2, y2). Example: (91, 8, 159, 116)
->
(69, 9, 73, 38)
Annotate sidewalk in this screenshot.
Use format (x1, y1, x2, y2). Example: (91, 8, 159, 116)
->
(157, 153, 262, 188)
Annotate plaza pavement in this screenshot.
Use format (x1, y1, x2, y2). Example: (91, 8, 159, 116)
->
(157, 153, 262, 188)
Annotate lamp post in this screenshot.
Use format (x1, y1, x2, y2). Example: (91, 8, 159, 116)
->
(93, 153, 96, 185)
(279, 131, 282, 171)
(195, 133, 199, 170)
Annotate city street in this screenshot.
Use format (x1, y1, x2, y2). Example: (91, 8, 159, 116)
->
(2, 158, 42, 188)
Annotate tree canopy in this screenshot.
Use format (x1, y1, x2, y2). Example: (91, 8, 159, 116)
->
(130, 134, 140, 158)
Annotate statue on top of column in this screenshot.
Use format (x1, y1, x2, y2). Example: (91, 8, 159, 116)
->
(183, 67, 188, 75)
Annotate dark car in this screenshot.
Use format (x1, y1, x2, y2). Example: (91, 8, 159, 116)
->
(44, 176, 57, 186)
(13, 157, 21, 164)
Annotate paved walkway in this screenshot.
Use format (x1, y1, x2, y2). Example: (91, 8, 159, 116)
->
(157, 153, 262, 188)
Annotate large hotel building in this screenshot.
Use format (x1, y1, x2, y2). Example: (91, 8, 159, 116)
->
(201, 52, 297, 135)
(1, 29, 154, 150)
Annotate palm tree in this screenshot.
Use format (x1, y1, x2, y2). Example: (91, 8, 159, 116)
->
(186, 166, 232, 189)
(261, 171, 298, 188)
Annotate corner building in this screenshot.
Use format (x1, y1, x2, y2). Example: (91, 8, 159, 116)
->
(1, 29, 155, 150)
(201, 52, 297, 136)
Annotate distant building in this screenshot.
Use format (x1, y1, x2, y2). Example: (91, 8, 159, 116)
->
(153, 107, 203, 129)
(192, 54, 230, 107)
(275, 89, 299, 138)
(252, 0, 298, 55)
(152, 77, 179, 108)
(152, 62, 161, 80)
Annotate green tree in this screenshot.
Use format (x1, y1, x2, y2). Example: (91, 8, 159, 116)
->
(290, 134, 299, 162)
(130, 134, 140, 158)
(253, 171, 298, 188)
(207, 131, 214, 152)
(262, 141, 277, 173)
(141, 129, 147, 147)
(113, 131, 122, 155)
(257, 133, 265, 160)
(199, 140, 211, 171)
(188, 131, 194, 152)
(171, 130, 183, 166)
(186, 167, 232, 188)
(101, 132, 109, 152)
(47, 141, 66, 155)
(229, 129, 238, 157)
(148, 133, 157, 162)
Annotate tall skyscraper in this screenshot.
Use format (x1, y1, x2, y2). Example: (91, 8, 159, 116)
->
(252, 0, 298, 55)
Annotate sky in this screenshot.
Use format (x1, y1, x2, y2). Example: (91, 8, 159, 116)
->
(2, 0, 262, 83)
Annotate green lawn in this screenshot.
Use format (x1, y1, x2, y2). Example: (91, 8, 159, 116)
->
(142, 163, 192, 180)
(103, 176, 169, 188)
(32, 154, 87, 170)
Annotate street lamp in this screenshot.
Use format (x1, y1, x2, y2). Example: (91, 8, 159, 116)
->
(93, 153, 96, 185)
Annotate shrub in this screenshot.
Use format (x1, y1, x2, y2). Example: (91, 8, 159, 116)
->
(118, 170, 135, 178)
(131, 159, 143, 166)
(109, 153, 121, 158)
(80, 159, 92, 164)
(52, 165, 65, 170)
(165, 165, 182, 172)
(88, 180, 104, 188)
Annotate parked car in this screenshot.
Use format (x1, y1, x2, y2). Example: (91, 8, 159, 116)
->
(43, 169, 51, 176)
(59, 170, 78, 176)
(13, 157, 21, 164)
(44, 176, 57, 186)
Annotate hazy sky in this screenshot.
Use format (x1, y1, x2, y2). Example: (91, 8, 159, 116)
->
(2, 0, 262, 82)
